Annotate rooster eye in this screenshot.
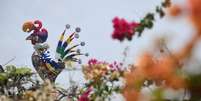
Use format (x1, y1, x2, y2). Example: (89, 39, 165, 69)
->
(26, 28, 30, 32)
(31, 36, 38, 42)
(33, 36, 39, 41)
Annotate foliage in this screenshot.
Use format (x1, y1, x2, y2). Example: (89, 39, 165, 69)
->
(0, 65, 35, 98)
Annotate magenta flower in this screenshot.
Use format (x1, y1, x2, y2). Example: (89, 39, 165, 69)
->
(78, 88, 92, 101)
(112, 17, 139, 41)
(88, 59, 98, 65)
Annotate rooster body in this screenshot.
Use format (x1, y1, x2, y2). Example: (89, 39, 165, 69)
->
(23, 20, 86, 82)
(31, 50, 65, 82)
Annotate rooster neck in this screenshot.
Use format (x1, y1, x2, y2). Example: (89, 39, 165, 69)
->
(32, 43, 49, 55)
(32, 51, 39, 56)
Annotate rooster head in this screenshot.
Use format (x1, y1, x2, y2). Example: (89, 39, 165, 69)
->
(23, 20, 48, 45)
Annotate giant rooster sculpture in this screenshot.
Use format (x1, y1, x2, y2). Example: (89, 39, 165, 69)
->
(22, 20, 87, 83)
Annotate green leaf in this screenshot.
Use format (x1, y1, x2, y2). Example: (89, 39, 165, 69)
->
(5, 65, 16, 72)
(0, 73, 8, 85)
(15, 67, 32, 75)
(145, 13, 155, 20)
(152, 88, 164, 101)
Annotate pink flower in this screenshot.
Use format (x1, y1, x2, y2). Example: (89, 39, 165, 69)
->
(109, 61, 123, 71)
(78, 88, 92, 101)
(112, 17, 139, 41)
(88, 59, 98, 65)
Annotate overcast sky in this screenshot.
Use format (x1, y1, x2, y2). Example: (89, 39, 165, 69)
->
(0, 0, 187, 66)
(1, 0, 193, 99)
(1, 0, 164, 66)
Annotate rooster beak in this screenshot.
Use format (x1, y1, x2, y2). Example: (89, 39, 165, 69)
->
(22, 21, 34, 33)
(26, 35, 33, 40)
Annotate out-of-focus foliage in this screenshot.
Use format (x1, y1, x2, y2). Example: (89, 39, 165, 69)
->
(0, 65, 34, 97)
(0, 65, 82, 101)
(122, 0, 201, 101)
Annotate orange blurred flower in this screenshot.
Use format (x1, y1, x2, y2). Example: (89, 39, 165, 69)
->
(123, 89, 140, 101)
(123, 52, 187, 100)
(123, 0, 201, 101)
(165, 75, 186, 89)
(188, 0, 201, 34)
(168, 4, 182, 17)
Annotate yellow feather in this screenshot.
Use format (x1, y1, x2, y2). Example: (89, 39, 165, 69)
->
(45, 63, 58, 75)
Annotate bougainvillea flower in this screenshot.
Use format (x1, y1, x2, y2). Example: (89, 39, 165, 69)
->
(88, 59, 98, 65)
(112, 17, 139, 41)
(168, 4, 182, 17)
(188, 0, 201, 34)
(82, 59, 123, 81)
(78, 88, 92, 101)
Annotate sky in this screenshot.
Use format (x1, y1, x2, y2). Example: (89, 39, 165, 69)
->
(0, 0, 194, 100)
(0, 0, 187, 66)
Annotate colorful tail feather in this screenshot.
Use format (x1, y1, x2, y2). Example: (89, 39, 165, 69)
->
(56, 25, 87, 64)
